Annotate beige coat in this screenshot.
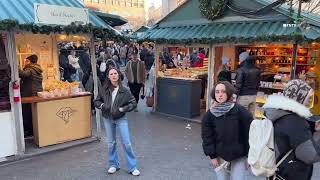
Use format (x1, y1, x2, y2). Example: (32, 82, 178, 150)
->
(125, 59, 146, 84)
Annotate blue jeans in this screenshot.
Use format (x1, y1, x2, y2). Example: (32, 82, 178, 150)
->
(103, 116, 137, 172)
(71, 69, 80, 82)
(120, 58, 127, 66)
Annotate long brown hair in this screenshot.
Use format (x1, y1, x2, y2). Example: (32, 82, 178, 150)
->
(103, 67, 123, 91)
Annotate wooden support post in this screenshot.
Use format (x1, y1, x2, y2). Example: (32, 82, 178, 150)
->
(89, 36, 102, 140)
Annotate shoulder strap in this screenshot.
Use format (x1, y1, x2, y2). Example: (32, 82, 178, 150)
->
(276, 149, 293, 168)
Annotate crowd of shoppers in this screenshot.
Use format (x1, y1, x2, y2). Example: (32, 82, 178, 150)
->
(90, 41, 320, 179)
(202, 52, 320, 180)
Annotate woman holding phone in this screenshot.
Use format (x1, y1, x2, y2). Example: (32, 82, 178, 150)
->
(201, 81, 253, 180)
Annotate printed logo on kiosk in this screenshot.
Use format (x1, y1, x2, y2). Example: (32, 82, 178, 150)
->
(56, 107, 77, 124)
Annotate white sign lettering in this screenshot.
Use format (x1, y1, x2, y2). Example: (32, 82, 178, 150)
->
(34, 3, 89, 26)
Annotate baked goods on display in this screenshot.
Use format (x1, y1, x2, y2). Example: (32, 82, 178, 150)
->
(39, 80, 85, 98)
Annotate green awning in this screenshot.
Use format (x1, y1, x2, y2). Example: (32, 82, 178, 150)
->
(143, 21, 320, 44)
(93, 11, 128, 27)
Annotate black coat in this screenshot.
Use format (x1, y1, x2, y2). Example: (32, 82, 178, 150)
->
(235, 62, 261, 96)
(263, 95, 314, 180)
(217, 70, 232, 83)
(201, 104, 253, 162)
(79, 52, 91, 74)
(144, 51, 155, 71)
(94, 85, 137, 120)
(19, 63, 43, 97)
(265, 109, 313, 180)
(59, 53, 73, 82)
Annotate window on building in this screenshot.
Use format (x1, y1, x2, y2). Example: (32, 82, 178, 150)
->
(93, 0, 99, 3)
(119, 0, 126, 6)
(86, 0, 92, 3)
(133, 0, 138, 7)
(126, 0, 132, 7)
(138, 0, 144, 8)
(100, 0, 106, 3)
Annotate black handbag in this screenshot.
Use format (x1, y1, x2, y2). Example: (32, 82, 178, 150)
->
(68, 64, 77, 74)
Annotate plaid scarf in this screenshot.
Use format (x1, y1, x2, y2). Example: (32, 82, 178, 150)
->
(210, 102, 235, 117)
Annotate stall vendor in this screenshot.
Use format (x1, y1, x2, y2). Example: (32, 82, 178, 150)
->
(19, 54, 43, 97)
(19, 54, 43, 137)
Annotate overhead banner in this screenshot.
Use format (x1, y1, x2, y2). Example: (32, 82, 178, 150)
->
(34, 3, 89, 26)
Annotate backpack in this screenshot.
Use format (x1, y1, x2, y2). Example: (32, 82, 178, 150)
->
(248, 118, 292, 178)
(100, 60, 107, 73)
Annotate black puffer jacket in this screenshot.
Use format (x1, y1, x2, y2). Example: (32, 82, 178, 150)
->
(94, 85, 137, 120)
(236, 62, 261, 96)
(19, 63, 43, 97)
(264, 95, 314, 180)
(201, 104, 253, 162)
(217, 70, 231, 83)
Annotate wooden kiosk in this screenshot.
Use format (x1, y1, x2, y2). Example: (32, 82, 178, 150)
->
(22, 94, 91, 147)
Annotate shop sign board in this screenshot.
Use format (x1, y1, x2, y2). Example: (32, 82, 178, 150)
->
(34, 3, 89, 26)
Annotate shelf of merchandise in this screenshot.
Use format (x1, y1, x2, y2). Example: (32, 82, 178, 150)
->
(258, 63, 315, 66)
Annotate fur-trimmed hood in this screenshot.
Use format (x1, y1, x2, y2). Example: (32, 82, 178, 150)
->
(263, 95, 312, 119)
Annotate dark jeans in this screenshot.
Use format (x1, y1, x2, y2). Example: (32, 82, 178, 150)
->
(82, 73, 90, 88)
(22, 103, 33, 136)
(128, 82, 143, 104)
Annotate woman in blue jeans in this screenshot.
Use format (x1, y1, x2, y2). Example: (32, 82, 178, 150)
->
(94, 67, 140, 176)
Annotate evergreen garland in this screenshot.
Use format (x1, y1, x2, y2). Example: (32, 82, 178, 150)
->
(141, 33, 306, 45)
(199, 0, 227, 21)
(0, 19, 128, 43)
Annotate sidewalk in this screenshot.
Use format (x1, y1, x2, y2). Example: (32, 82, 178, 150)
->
(0, 102, 319, 180)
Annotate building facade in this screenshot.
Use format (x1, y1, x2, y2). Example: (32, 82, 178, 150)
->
(82, 0, 146, 30)
(161, 0, 186, 18)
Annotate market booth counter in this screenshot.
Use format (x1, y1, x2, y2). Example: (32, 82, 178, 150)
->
(157, 77, 201, 118)
(156, 66, 208, 119)
(21, 93, 91, 147)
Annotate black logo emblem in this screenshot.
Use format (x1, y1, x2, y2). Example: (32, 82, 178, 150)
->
(56, 107, 77, 124)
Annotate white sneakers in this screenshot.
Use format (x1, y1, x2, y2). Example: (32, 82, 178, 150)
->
(107, 167, 140, 176)
(131, 169, 140, 176)
(107, 167, 118, 174)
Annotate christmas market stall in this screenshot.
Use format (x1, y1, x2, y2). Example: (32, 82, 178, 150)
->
(142, 0, 320, 120)
(0, 0, 124, 161)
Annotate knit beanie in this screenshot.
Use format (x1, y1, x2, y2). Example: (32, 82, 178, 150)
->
(239, 52, 249, 63)
(222, 57, 230, 65)
(26, 54, 38, 63)
(283, 79, 313, 105)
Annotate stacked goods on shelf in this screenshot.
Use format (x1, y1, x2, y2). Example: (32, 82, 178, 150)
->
(39, 80, 86, 98)
(161, 68, 207, 79)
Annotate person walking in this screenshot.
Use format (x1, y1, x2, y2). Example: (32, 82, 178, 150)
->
(120, 44, 128, 66)
(59, 49, 73, 82)
(201, 81, 253, 180)
(193, 49, 205, 67)
(94, 67, 140, 176)
(263, 79, 316, 180)
(125, 47, 146, 111)
(78, 48, 92, 88)
(217, 57, 232, 83)
(144, 44, 155, 72)
(236, 52, 261, 115)
(68, 50, 81, 82)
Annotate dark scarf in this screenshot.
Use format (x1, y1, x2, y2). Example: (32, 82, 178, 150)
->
(210, 102, 235, 117)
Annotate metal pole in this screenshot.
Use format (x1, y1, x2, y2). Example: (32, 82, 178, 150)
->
(291, 0, 303, 79)
(90, 36, 102, 140)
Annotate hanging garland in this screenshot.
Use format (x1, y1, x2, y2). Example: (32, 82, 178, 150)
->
(0, 19, 129, 43)
(199, 0, 228, 21)
(141, 33, 306, 45)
